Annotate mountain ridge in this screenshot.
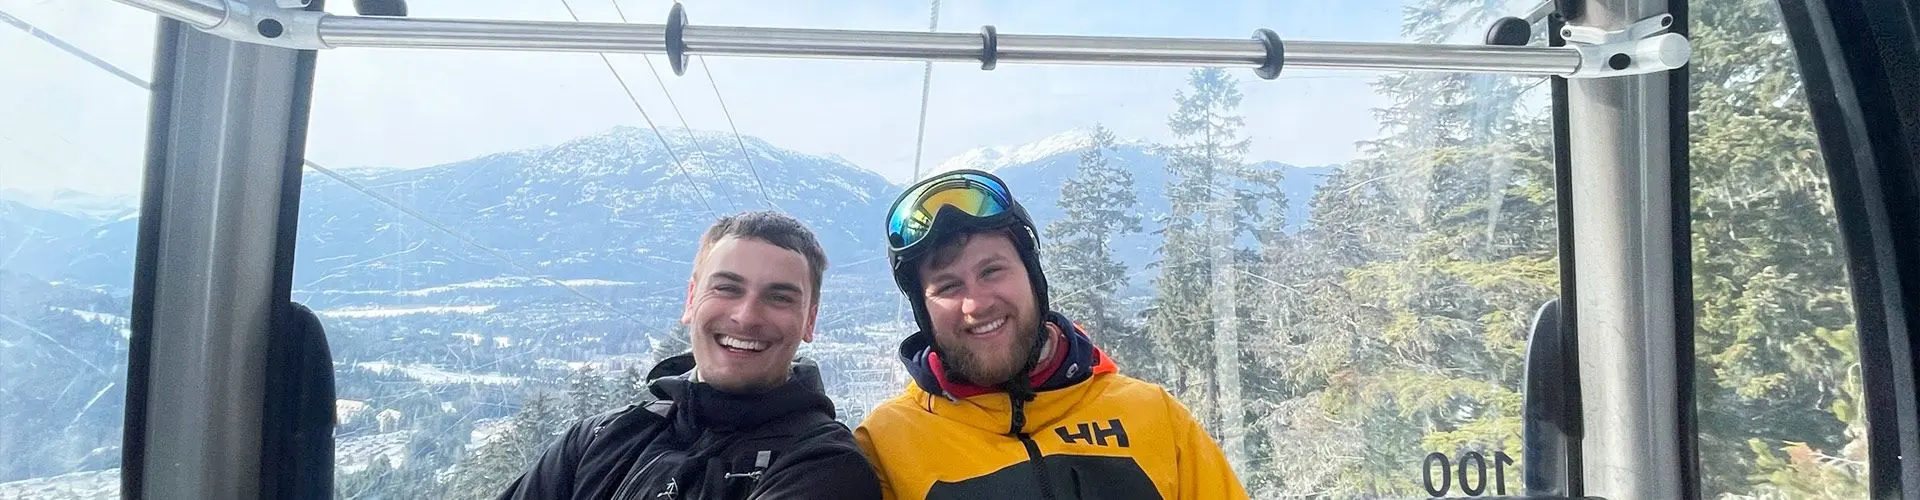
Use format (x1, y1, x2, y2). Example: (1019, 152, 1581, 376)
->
(0, 126, 1330, 218)
(2, 125, 1333, 313)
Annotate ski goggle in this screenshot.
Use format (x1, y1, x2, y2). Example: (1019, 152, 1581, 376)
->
(886, 171, 1017, 253)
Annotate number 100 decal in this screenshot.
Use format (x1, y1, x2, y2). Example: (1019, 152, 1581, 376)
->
(1422, 451, 1515, 497)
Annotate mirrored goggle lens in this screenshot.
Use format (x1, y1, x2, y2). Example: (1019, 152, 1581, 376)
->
(888, 175, 1012, 250)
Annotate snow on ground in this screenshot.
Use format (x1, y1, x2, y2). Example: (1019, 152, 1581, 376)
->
(533, 355, 651, 374)
(339, 399, 371, 423)
(319, 304, 497, 318)
(54, 308, 127, 326)
(335, 431, 413, 474)
(0, 468, 118, 499)
(467, 418, 515, 451)
(395, 277, 637, 297)
(53, 307, 133, 340)
(355, 361, 522, 385)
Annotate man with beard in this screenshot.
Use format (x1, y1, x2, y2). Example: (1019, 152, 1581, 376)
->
(855, 170, 1247, 499)
(496, 211, 881, 500)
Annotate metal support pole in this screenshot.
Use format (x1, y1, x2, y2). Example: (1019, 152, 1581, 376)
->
(106, 0, 1690, 79)
(138, 0, 222, 29)
(1564, 0, 1689, 497)
(314, 17, 1588, 74)
(122, 7, 314, 500)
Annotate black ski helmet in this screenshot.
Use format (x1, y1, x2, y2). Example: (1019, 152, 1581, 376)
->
(884, 169, 1052, 359)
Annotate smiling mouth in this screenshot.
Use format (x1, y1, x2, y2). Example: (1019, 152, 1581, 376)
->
(967, 317, 1008, 336)
(717, 334, 770, 353)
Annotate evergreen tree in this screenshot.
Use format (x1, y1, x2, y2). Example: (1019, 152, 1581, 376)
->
(336, 455, 395, 499)
(1687, 0, 1865, 495)
(566, 367, 613, 418)
(1151, 67, 1256, 472)
(442, 392, 569, 500)
(615, 365, 649, 404)
(1042, 124, 1148, 375)
(1240, 0, 1555, 493)
(1233, 0, 1867, 496)
(651, 324, 692, 365)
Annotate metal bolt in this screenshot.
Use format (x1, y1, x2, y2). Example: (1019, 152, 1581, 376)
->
(257, 19, 284, 38)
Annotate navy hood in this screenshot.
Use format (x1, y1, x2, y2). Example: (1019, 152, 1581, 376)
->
(896, 311, 1105, 400)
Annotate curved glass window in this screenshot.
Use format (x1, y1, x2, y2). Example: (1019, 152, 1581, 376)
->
(0, 1, 156, 497)
(1690, 0, 1867, 497)
(0, 0, 1879, 498)
(295, 1, 1552, 498)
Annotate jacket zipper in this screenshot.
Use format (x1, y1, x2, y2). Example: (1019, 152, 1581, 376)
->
(1007, 395, 1058, 500)
(611, 451, 671, 500)
(1016, 432, 1058, 500)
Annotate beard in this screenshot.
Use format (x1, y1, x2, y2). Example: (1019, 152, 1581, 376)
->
(935, 315, 1046, 387)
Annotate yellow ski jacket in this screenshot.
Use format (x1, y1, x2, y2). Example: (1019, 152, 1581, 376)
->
(854, 312, 1250, 500)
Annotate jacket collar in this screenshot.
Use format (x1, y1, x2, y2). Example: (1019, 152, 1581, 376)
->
(894, 311, 1121, 435)
(897, 311, 1113, 401)
(643, 353, 838, 434)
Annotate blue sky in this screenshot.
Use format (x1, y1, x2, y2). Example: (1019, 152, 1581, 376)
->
(0, 0, 1521, 198)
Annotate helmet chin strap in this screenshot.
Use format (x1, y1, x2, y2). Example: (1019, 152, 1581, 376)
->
(997, 316, 1051, 437)
(997, 313, 1051, 401)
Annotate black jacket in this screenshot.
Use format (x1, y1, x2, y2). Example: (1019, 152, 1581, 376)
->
(494, 354, 882, 500)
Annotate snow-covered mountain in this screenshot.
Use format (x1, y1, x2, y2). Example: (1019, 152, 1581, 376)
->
(2, 126, 1331, 302)
(934, 128, 1151, 174)
(287, 126, 897, 293)
(0, 269, 128, 482)
(0, 199, 97, 280)
(0, 189, 137, 220)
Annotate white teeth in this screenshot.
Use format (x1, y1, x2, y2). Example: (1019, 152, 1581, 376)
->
(718, 335, 769, 352)
(969, 318, 1006, 335)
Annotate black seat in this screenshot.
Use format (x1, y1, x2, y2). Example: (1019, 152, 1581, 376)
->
(1522, 298, 1577, 497)
(260, 302, 337, 500)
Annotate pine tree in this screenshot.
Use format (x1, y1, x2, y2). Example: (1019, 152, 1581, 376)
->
(566, 367, 607, 418)
(651, 324, 692, 365)
(441, 392, 570, 500)
(1042, 124, 1148, 375)
(1154, 67, 1254, 473)
(512, 392, 568, 457)
(615, 365, 649, 404)
(1237, 0, 1866, 496)
(1686, 0, 1864, 494)
(1240, 0, 1554, 493)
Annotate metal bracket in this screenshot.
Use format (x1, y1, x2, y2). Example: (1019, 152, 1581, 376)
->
(190, 0, 330, 50)
(1562, 13, 1690, 77)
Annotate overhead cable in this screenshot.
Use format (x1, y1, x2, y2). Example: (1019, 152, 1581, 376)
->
(607, 0, 774, 211)
(0, 8, 149, 89)
(556, 0, 722, 219)
(4, 5, 650, 326)
(897, 0, 942, 327)
(908, 0, 940, 181)
(698, 58, 780, 211)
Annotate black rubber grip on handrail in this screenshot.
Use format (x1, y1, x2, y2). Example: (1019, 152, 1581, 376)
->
(1253, 28, 1284, 80)
(666, 3, 690, 76)
(980, 25, 999, 70)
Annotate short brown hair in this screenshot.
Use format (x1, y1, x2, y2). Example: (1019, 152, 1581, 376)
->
(918, 227, 1019, 276)
(694, 211, 830, 304)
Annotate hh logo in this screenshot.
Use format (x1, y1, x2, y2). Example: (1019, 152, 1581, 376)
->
(1055, 419, 1129, 448)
